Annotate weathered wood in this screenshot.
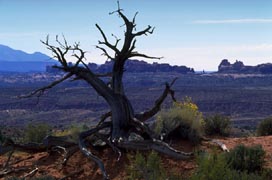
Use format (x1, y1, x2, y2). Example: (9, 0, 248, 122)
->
(136, 79, 177, 122)
(201, 136, 229, 152)
(62, 146, 79, 166)
(79, 122, 111, 180)
(118, 139, 193, 160)
(23, 167, 39, 178)
(0, 167, 30, 178)
(3, 149, 13, 169)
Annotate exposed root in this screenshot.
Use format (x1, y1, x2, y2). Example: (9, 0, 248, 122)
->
(201, 136, 229, 152)
(62, 146, 79, 166)
(79, 122, 111, 180)
(23, 167, 39, 178)
(51, 146, 67, 155)
(11, 155, 34, 166)
(0, 121, 194, 180)
(79, 139, 108, 180)
(0, 167, 30, 178)
(51, 145, 80, 166)
(96, 133, 122, 161)
(59, 169, 84, 180)
(131, 118, 154, 138)
(0, 136, 77, 156)
(3, 149, 14, 169)
(117, 139, 193, 160)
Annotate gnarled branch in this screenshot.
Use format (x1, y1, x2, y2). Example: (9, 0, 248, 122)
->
(133, 25, 155, 37)
(96, 24, 120, 55)
(19, 73, 73, 98)
(128, 52, 163, 60)
(96, 45, 114, 60)
(97, 111, 112, 127)
(136, 78, 177, 121)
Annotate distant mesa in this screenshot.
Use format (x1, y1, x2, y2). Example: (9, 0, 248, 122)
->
(47, 59, 195, 74)
(0, 44, 56, 72)
(218, 59, 272, 74)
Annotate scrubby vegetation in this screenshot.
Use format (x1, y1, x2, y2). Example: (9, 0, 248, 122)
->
(2, 72, 272, 130)
(191, 151, 266, 180)
(257, 117, 272, 136)
(191, 144, 271, 180)
(126, 144, 271, 180)
(126, 151, 167, 180)
(226, 144, 265, 173)
(204, 114, 231, 136)
(24, 123, 51, 143)
(126, 151, 182, 180)
(154, 98, 204, 144)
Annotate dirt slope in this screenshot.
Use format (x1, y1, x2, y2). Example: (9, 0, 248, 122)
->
(0, 136, 271, 180)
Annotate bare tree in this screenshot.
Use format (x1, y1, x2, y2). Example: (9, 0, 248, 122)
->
(0, 3, 193, 179)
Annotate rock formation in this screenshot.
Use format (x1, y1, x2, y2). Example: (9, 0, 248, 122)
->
(47, 59, 194, 74)
(218, 59, 272, 74)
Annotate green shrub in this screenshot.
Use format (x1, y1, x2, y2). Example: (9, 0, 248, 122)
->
(204, 114, 230, 136)
(262, 169, 272, 180)
(155, 98, 204, 144)
(257, 117, 272, 136)
(126, 151, 167, 180)
(24, 123, 51, 143)
(226, 144, 265, 173)
(190, 151, 265, 180)
(190, 152, 229, 180)
(0, 129, 5, 144)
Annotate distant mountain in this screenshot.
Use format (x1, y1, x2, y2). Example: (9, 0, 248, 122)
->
(89, 60, 195, 74)
(47, 59, 195, 74)
(0, 44, 56, 72)
(218, 59, 272, 74)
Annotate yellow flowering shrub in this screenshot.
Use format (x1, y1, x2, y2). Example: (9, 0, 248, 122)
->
(155, 97, 204, 144)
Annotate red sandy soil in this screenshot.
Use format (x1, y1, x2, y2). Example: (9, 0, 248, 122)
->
(0, 136, 271, 180)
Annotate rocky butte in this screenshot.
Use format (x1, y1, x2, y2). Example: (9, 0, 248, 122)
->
(218, 59, 272, 74)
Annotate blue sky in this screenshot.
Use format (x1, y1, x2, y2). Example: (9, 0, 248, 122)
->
(0, 0, 272, 70)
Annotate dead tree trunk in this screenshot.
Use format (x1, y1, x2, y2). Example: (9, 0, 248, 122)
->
(3, 3, 195, 180)
(110, 94, 134, 140)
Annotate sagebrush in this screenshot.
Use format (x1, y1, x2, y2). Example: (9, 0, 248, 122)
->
(126, 151, 167, 180)
(226, 144, 265, 173)
(257, 117, 272, 136)
(155, 97, 204, 144)
(204, 114, 230, 136)
(191, 150, 267, 180)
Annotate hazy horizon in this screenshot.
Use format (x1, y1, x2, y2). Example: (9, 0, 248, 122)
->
(1, 0, 272, 71)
